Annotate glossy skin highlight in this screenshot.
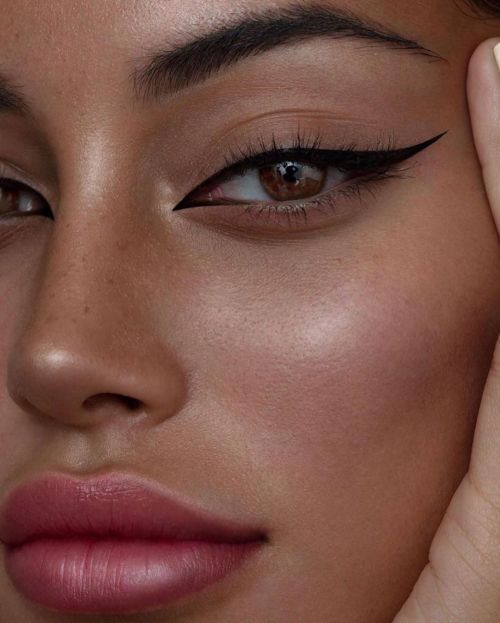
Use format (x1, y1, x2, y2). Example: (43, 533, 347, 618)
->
(0, 1, 499, 622)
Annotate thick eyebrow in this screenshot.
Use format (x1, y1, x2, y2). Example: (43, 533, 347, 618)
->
(132, 3, 446, 102)
(0, 72, 29, 115)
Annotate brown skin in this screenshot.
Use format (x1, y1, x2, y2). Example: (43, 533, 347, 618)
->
(0, 1, 499, 622)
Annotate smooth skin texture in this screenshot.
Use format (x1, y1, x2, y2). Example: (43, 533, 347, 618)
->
(0, 1, 499, 622)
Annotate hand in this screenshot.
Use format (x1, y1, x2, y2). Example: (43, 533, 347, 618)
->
(394, 38, 500, 623)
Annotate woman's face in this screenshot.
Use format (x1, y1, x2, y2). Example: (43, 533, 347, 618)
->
(0, 1, 499, 621)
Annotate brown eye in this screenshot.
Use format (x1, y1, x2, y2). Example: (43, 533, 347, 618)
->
(0, 181, 48, 216)
(259, 161, 327, 201)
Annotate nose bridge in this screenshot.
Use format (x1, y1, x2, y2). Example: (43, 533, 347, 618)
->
(40, 179, 142, 331)
(28, 164, 144, 344)
(6, 172, 186, 429)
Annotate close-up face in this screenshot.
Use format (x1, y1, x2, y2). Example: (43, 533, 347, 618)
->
(0, 1, 500, 622)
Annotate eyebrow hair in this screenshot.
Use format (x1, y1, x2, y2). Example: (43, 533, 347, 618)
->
(132, 3, 445, 102)
(0, 72, 29, 115)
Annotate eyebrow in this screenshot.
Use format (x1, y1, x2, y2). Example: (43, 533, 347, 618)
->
(132, 3, 446, 102)
(0, 72, 29, 115)
(0, 3, 446, 117)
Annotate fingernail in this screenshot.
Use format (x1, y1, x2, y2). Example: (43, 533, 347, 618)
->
(494, 42, 500, 72)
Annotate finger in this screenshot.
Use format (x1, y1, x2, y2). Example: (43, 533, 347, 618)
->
(468, 38, 500, 231)
(394, 39, 500, 622)
(466, 36, 500, 532)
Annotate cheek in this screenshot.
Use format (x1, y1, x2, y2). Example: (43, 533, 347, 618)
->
(195, 263, 481, 471)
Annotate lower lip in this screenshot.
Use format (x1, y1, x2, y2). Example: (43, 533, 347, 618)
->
(5, 537, 261, 614)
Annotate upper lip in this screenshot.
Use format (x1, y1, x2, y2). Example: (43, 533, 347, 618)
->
(0, 472, 266, 546)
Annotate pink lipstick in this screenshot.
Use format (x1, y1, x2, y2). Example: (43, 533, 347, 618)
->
(0, 473, 266, 614)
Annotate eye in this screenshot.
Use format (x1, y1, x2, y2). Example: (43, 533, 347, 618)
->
(176, 132, 447, 217)
(0, 178, 51, 218)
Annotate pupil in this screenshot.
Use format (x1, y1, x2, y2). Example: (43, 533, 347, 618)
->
(280, 163, 300, 184)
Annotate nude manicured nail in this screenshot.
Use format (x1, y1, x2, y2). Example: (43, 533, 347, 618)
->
(494, 42, 500, 72)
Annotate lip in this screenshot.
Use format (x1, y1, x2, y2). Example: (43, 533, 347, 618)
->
(0, 472, 266, 614)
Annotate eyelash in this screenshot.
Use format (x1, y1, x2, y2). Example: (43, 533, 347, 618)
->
(221, 131, 411, 177)
(177, 130, 445, 226)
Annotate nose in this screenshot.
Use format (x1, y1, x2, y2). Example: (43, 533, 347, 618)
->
(6, 199, 187, 430)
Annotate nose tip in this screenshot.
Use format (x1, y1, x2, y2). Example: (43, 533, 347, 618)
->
(7, 334, 187, 430)
(5, 180, 188, 430)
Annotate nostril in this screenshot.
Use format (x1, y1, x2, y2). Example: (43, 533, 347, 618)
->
(82, 393, 143, 412)
(122, 396, 142, 411)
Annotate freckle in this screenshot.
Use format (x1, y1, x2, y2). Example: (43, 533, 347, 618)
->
(107, 277, 115, 285)
(116, 241, 126, 251)
(84, 305, 90, 314)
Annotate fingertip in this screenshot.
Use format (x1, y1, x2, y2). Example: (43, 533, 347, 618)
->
(469, 36, 500, 72)
(467, 37, 500, 113)
(494, 41, 500, 72)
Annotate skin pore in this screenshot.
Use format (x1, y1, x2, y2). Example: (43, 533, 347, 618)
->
(0, 1, 500, 622)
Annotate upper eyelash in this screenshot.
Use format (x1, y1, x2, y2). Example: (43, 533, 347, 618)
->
(222, 131, 447, 176)
(0, 176, 36, 193)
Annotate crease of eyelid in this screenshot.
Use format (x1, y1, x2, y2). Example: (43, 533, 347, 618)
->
(192, 113, 385, 182)
(209, 112, 384, 146)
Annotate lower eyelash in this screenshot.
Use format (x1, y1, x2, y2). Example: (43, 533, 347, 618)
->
(238, 167, 409, 227)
